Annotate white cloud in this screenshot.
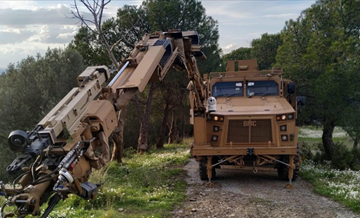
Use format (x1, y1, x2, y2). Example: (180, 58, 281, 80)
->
(223, 43, 237, 50)
(0, 0, 317, 68)
(0, 28, 36, 44)
(201, 0, 316, 54)
(222, 43, 238, 54)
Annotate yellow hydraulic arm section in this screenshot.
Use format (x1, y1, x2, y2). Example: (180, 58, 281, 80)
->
(101, 29, 208, 114)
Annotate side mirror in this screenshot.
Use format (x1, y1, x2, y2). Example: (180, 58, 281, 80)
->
(296, 96, 306, 113)
(288, 82, 295, 94)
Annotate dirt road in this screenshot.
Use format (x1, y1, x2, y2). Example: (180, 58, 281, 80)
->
(172, 158, 359, 218)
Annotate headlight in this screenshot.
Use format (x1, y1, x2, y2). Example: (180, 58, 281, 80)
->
(281, 135, 288, 141)
(280, 125, 287, 131)
(211, 115, 224, 122)
(211, 135, 218, 141)
(276, 113, 294, 121)
(213, 126, 220, 132)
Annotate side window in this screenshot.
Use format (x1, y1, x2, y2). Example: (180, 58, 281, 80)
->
(212, 81, 243, 97)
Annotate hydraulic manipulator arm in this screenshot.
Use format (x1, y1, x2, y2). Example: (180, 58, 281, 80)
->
(1, 29, 207, 218)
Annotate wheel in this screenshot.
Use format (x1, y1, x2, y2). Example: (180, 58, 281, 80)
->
(277, 155, 299, 181)
(199, 158, 216, 180)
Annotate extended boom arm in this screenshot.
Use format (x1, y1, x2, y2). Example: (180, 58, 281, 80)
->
(1, 29, 207, 217)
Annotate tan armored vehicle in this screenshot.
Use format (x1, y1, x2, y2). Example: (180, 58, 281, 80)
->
(189, 59, 301, 185)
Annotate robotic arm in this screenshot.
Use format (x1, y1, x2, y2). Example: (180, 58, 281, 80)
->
(0, 29, 207, 217)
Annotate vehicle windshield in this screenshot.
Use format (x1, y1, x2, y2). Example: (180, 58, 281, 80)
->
(212, 81, 244, 97)
(246, 81, 278, 96)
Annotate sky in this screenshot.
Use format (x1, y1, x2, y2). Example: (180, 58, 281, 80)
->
(0, 0, 316, 70)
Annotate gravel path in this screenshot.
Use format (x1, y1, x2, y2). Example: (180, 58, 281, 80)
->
(172, 158, 359, 218)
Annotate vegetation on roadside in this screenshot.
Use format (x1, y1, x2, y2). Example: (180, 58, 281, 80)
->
(300, 160, 360, 212)
(299, 126, 360, 213)
(45, 142, 190, 218)
(0, 142, 191, 218)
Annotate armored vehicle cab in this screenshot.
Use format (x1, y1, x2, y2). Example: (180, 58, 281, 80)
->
(190, 59, 300, 184)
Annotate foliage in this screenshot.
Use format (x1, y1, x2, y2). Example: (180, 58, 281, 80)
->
(40, 143, 190, 218)
(221, 47, 253, 70)
(299, 125, 360, 212)
(0, 47, 85, 183)
(277, 0, 360, 156)
(69, 27, 113, 66)
(221, 33, 281, 71)
(251, 33, 282, 70)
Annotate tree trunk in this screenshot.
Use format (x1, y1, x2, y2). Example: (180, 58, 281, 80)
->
(156, 103, 170, 149)
(111, 108, 127, 163)
(134, 83, 156, 153)
(353, 136, 358, 149)
(168, 111, 179, 144)
(322, 119, 335, 158)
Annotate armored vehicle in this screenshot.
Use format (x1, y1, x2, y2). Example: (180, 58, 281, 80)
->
(189, 59, 300, 185)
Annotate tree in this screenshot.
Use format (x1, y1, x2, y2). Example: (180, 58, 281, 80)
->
(221, 47, 253, 70)
(251, 33, 282, 70)
(71, 0, 129, 162)
(71, 0, 119, 68)
(70, 27, 112, 66)
(116, 0, 220, 151)
(277, 0, 360, 157)
(0, 47, 85, 182)
(144, 0, 220, 149)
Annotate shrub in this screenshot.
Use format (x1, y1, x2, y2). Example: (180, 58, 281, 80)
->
(331, 142, 354, 170)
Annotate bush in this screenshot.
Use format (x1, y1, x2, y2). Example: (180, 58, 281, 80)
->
(299, 142, 323, 161)
(351, 147, 360, 170)
(331, 142, 354, 170)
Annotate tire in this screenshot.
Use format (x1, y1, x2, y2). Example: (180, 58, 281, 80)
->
(199, 158, 216, 181)
(277, 155, 299, 181)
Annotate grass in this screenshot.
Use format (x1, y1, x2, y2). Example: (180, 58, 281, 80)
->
(300, 160, 360, 212)
(299, 126, 360, 213)
(298, 126, 350, 143)
(49, 143, 191, 218)
(0, 142, 191, 218)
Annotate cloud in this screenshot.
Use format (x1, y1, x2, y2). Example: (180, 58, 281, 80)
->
(0, 5, 77, 27)
(222, 43, 239, 54)
(0, 28, 36, 44)
(201, 0, 316, 55)
(223, 43, 237, 50)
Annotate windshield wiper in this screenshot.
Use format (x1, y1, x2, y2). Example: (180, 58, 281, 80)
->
(248, 92, 276, 97)
(260, 93, 276, 97)
(214, 93, 242, 97)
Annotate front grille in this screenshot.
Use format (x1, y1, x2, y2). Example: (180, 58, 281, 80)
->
(227, 119, 272, 143)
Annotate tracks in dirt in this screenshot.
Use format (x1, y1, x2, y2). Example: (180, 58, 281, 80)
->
(172, 158, 359, 218)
